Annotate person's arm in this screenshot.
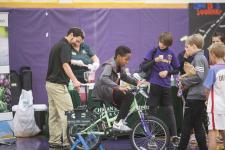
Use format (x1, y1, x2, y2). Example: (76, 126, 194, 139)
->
(61, 44, 80, 90)
(141, 59, 155, 72)
(141, 48, 157, 72)
(99, 64, 119, 88)
(89, 55, 100, 70)
(203, 68, 215, 100)
(84, 44, 100, 70)
(168, 52, 180, 75)
(204, 88, 210, 101)
(71, 60, 86, 66)
(63, 63, 80, 90)
(120, 70, 137, 86)
(182, 56, 207, 88)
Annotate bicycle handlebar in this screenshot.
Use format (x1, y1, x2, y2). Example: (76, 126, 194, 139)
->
(128, 84, 149, 99)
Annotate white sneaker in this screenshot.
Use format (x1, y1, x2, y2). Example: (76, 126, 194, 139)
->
(113, 120, 132, 132)
(147, 141, 157, 149)
(121, 119, 128, 125)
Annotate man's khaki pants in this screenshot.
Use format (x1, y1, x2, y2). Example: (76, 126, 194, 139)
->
(46, 81, 73, 145)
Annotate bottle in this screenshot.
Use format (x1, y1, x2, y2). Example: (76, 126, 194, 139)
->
(68, 80, 73, 91)
(171, 75, 175, 87)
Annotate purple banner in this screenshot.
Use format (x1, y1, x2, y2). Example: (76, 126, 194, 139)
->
(0, 8, 188, 104)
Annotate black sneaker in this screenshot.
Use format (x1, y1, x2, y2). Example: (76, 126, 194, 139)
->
(49, 143, 65, 148)
(171, 136, 180, 147)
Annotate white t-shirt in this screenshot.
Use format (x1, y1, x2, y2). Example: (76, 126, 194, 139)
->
(203, 64, 225, 114)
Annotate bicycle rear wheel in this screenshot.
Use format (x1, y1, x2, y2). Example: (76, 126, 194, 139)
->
(131, 116, 170, 150)
(67, 123, 102, 150)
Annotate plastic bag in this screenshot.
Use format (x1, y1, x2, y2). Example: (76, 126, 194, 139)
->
(13, 90, 40, 137)
(13, 106, 40, 137)
(18, 90, 33, 111)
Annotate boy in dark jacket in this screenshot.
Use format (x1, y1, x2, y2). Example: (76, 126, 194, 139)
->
(92, 45, 139, 132)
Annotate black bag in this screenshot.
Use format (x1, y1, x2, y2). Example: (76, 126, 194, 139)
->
(65, 105, 92, 127)
(20, 66, 32, 91)
(138, 48, 157, 80)
(10, 70, 22, 105)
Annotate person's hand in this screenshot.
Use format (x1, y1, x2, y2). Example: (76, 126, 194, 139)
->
(88, 62, 100, 71)
(87, 64, 95, 70)
(136, 80, 147, 87)
(180, 83, 188, 91)
(155, 55, 163, 62)
(184, 51, 189, 58)
(118, 86, 129, 94)
(184, 50, 191, 58)
(72, 80, 81, 92)
(159, 70, 168, 78)
(93, 62, 100, 70)
(184, 62, 196, 76)
(71, 60, 85, 67)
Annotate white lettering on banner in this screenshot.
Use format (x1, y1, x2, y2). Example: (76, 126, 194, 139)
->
(93, 106, 119, 118)
(0, 12, 9, 73)
(0, 12, 8, 27)
(93, 105, 149, 118)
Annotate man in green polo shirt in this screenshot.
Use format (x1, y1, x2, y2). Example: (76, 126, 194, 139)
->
(69, 27, 100, 83)
(46, 28, 81, 148)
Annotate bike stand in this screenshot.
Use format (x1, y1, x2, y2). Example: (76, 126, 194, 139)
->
(70, 133, 105, 150)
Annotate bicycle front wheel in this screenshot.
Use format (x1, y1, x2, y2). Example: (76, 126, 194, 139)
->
(67, 123, 102, 150)
(131, 116, 170, 150)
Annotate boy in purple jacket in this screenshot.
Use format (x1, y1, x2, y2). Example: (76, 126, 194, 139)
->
(145, 32, 180, 145)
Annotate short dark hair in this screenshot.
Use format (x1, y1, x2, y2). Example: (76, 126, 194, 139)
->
(159, 32, 173, 47)
(212, 32, 225, 44)
(67, 27, 85, 39)
(115, 45, 131, 58)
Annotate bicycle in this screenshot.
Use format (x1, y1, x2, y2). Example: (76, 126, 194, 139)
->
(66, 84, 170, 150)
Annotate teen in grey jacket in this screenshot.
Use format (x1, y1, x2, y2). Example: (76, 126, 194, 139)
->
(92, 46, 139, 131)
(181, 50, 209, 100)
(92, 58, 137, 103)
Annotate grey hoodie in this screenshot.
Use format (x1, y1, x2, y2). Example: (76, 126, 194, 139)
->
(182, 50, 209, 101)
(92, 58, 137, 103)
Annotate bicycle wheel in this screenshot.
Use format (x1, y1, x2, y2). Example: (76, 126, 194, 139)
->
(67, 123, 102, 150)
(131, 116, 170, 150)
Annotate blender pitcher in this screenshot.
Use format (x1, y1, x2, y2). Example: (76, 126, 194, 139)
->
(78, 84, 89, 105)
(84, 71, 95, 83)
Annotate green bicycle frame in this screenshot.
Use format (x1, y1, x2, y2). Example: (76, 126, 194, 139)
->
(79, 93, 145, 136)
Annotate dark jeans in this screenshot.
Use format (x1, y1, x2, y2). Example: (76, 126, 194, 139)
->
(113, 89, 134, 121)
(177, 100, 207, 150)
(148, 83, 177, 136)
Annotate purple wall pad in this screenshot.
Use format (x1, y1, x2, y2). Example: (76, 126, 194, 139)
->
(0, 8, 188, 104)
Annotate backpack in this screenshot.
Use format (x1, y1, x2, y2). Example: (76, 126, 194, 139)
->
(20, 67, 32, 91)
(10, 70, 22, 106)
(137, 47, 157, 80)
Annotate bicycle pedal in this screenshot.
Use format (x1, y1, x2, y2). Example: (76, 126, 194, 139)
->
(147, 142, 157, 149)
(112, 128, 122, 133)
(112, 128, 132, 134)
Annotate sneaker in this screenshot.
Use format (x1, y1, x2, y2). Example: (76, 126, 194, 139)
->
(49, 143, 65, 148)
(121, 119, 128, 125)
(147, 141, 157, 149)
(171, 136, 180, 147)
(113, 120, 132, 132)
(63, 144, 71, 149)
(189, 134, 196, 144)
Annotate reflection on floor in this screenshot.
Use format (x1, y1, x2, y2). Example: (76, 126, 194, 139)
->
(0, 136, 224, 150)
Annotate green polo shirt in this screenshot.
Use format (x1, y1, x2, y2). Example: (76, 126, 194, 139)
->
(71, 43, 95, 83)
